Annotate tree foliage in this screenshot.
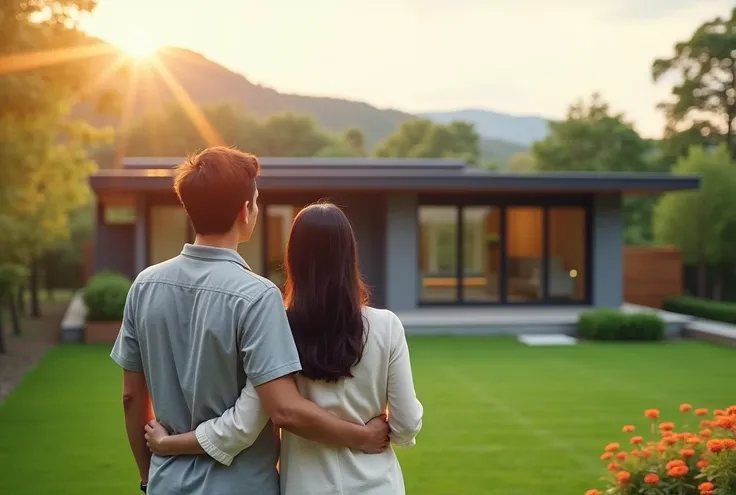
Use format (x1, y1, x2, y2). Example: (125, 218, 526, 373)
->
(654, 145, 736, 268)
(652, 7, 736, 158)
(0, 1, 107, 266)
(112, 104, 363, 160)
(374, 119, 481, 165)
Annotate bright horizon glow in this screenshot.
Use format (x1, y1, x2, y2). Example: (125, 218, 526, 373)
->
(116, 32, 161, 58)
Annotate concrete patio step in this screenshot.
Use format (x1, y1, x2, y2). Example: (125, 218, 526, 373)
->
(60, 291, 86, 342)
(683, 319, 736, 348)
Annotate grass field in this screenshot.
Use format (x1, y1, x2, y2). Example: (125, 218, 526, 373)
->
(1, 337, 735, 494)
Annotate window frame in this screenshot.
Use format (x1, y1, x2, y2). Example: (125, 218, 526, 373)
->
(416, 194, 594, 306)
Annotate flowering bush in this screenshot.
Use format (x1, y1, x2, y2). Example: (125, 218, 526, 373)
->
(586, 404, 736, 495)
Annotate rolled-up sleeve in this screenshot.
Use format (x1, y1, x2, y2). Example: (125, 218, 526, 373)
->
(195, 380, 269, 466)
(110, 284, 143, 373)
(386, 311, 423, 448)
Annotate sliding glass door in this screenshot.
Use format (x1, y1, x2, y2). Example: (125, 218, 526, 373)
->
(417, 200, 590, 305)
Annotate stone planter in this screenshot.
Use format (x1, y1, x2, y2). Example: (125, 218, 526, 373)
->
(84, 320, 121, 344)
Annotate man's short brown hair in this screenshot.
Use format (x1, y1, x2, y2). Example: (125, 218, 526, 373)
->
(174, 146, 260, 235)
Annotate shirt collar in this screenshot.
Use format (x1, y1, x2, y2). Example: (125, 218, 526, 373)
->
(181, 243, 252, 271)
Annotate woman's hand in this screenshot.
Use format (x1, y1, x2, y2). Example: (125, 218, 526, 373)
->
(144, 420, 172, 456)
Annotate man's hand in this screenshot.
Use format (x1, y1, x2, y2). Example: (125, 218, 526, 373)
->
(360, 414, 390, 454)
(144, 420, 172, 456)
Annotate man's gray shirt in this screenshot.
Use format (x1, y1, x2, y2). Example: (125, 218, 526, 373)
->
(111, 244, 302, 495)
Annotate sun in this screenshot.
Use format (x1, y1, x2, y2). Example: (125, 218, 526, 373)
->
(117, 33, 160, 59)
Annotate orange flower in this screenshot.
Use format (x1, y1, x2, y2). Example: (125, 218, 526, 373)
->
(657, 444, 667, 453)
(607, 462, 620, 471)
(697, 459, 709, 469)
(675, 433, 686, 441)
(666, 459, 686, 470)
(707, 439, 725, 453)
(695, 408, 708, 416)
(663, 436, 677, 445)
(687, 435, 702, 445)
(700, 429, 712, 438)
(700, 420, 712, 428)
(723, 438, 736, 450)
(659, 422, 675, 431)
(585, 490, 602, 495)
(605, 442, 620, 452)
(667, 465, 689, 478)
(644, 473, 659, 485)
(616, 471, 631, 485)
(616, 451, 627, 461)
(715, 409, 726, 416)
(630, 436, 643, 445)
(641, 449, 652, 458)
(698, 482, 715, 492)
(621, 424, 635, 433)
(727, 406, 736, 415)
(645, 409, 661, 420)
(715, 416, 734, 429)
(680, 448, 695, 458)
(631, 450, 640, 457)
(680, 403, 692, 412)
(600, 452, 613, 460)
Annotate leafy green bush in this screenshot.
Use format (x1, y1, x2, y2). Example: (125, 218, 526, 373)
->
(578, 308, 665, 341)
(0, 264, 27, 295)
(663, 296, 736, 324)
(84, 270, 132, 321)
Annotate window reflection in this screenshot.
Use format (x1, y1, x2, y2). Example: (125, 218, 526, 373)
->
(418, 206, 459, 302)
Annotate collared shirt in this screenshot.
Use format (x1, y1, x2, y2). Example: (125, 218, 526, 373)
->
(111, 243, 302, 495)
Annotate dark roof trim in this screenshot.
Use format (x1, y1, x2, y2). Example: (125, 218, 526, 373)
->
(90, 169, 700, 193)
(122, 156, 466, 170)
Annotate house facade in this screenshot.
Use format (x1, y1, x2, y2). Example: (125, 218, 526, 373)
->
(89, 157, 699, 312)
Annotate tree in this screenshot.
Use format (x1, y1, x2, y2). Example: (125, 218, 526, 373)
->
(532, 94, 657, 244)
(374, 119, 481, 164)
(0, 1, 107, 315)
(652, 7, 736, 159)
(507, 151, 537, 173)
(654, 144, 736, 298)
(342, 128, 365, 155)
(532, 93, 651, 173)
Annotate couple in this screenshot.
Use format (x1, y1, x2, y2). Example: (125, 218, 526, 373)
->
(110, 146, 423, 495)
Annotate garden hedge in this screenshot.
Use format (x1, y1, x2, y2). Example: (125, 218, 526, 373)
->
(663, 296, 736, 324)
(578, 308, 665, 341)
(83, 270, 132, 321)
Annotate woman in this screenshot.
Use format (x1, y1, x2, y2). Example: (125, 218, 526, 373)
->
(145, 202, 423, 495)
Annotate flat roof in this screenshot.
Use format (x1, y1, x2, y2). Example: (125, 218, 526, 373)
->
(89, 157, 700, 194)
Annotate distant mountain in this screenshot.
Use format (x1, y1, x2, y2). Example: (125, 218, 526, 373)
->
(74, 45, 528, 163)
(420, 109, 550, 146)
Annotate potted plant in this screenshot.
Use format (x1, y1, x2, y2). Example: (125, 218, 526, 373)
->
(83, 270, 132, 344)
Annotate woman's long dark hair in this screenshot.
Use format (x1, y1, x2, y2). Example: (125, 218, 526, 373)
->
(283, 202, 370, 382)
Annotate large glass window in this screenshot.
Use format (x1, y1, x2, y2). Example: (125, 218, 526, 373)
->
(418, 206, 459, 302)
(418, 202, 588, 304)
(505, 207, 543, 302)
(462, 207, 500, 302)
(265, 205, 301, 288)
(237, 217, 263, 275)
(548, 207, 586, 301)
(150, 205, 189, 265)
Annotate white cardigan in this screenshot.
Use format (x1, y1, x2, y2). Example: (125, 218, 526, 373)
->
(195, 307, 423, 495)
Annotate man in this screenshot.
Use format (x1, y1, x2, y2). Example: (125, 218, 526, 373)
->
(111, 146, 389, 495)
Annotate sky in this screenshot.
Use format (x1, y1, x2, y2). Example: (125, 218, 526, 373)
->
(81, 0, 734, 138)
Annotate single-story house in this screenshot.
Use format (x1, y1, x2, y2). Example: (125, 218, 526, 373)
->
(89, 157, 699, 316)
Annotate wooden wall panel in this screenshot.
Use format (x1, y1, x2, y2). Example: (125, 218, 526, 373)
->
(624, 246, 683, 308)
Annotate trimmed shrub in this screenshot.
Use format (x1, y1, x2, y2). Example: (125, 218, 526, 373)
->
(578, 308, 665, 341)
(664, 296, 736, 324)
(84, 270, 132, 321)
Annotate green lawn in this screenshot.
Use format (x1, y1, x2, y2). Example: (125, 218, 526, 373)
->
(1, 338, 735, 494)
